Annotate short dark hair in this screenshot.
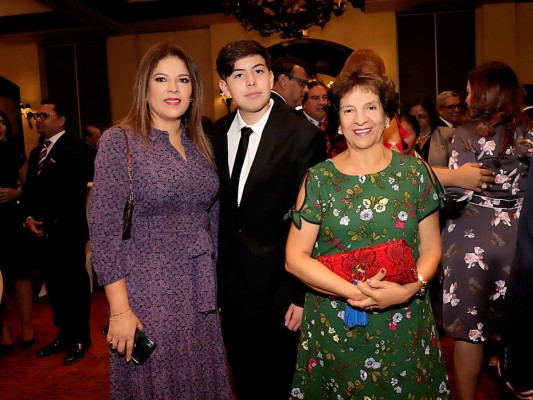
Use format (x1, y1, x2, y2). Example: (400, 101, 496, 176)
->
(302, 80, 328, 104)
(216, 40, 271, 80)
(41, 99, 68, 120)
(81, 124, 99, 140)
(331, 65, 396, 119)
(271, 55, 308, 82)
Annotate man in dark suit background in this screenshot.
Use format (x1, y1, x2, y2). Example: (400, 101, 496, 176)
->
(270, 55, 309, 110)
(210, 40, 325, 399)
(299, 80, 330, 128)
(22, 100, 91, 365)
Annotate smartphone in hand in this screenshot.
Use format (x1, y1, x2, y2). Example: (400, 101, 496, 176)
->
(131, 328, 156, 365)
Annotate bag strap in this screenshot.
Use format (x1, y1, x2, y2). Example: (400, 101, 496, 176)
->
(120, 127, 134, 204)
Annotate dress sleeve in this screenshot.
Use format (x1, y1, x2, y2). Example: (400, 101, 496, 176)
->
(88, 128, 130, 285)
(446, 125, 477, 201)
(415, 160, 445, 222)
(287, 166, 323, 228)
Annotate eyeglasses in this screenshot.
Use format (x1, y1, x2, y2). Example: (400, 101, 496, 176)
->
(440, 103, 463, 110)
(413, 114, 428, 120)
(289, 75, 308, 88)
(29, 112, 56, 120)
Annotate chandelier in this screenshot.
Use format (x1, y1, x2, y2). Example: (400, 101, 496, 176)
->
(222, 0, 365, 39)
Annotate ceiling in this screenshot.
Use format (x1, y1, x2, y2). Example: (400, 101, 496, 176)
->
(0, 0, 523, 45)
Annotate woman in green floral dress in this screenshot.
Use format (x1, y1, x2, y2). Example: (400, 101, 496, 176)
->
(285, 67, 450, 399)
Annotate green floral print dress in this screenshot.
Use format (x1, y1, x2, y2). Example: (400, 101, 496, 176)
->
(289, 152, 450, 400)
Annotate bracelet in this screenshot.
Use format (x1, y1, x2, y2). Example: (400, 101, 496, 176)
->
(109, 307, 131, 317)
(416, 273, 428, 298)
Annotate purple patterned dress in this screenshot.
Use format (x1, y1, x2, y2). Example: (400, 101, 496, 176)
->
(89, 127, 231, 400)
(441, 121, 533, 342)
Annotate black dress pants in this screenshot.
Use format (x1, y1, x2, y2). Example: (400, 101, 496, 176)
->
(221, 277, 299, 400)
(37, 235, 91, 345)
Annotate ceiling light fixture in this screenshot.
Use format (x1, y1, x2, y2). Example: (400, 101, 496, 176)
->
(222, 0, 365, 39)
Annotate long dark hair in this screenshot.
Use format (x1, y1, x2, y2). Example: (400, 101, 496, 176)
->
(466, 61, 529, 151)
(0, 110, 13, 141)
(119, 42, 214, 166)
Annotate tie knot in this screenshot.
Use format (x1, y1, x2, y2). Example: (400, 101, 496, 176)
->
(240, 127, 253, 138)
(44, 139, 52, 147)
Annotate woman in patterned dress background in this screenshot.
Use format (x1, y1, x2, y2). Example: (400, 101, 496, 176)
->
(441, 61, 533, 400)
(89, 43, 230, 399)
(285, 65, 449, 399)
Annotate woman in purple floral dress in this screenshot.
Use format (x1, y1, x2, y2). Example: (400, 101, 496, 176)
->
(89, 43, 230, 399)
(286, 67, 449, 399)
(441, 61, 533, 400)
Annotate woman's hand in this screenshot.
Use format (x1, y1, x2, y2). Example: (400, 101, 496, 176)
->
(347, 280, 421, 310)
(0, 188, 21, 203)
(107, 308, 143, 362)
(456, 162, 495, 192)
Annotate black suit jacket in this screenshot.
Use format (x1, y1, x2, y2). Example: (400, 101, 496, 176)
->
(209, 101, 326, 313)
(270, 91, 287, 106)
(22, 133, 90, 243)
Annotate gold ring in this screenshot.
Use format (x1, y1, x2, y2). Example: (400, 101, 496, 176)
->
(481, 183, 487, 190)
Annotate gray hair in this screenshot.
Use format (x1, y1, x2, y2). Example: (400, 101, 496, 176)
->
(436, 91, 460, 107)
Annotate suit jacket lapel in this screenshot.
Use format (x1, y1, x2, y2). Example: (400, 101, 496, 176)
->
(240, 102, 284, 204)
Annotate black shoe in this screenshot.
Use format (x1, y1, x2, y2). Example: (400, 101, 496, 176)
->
(20, 337, 35, 349)
(0, 344, 14, 357)
(36, 339, 65, 358)
(63, 342, 90, 366)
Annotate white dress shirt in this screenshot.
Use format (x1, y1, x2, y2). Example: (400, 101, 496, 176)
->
(228, 99, 274, 205)
(303, 111, 321, 127)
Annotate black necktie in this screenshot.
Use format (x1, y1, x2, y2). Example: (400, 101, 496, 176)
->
(231, 127, 253, 198)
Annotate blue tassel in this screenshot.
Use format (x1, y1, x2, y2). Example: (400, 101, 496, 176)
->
(344, 280, 369, 328)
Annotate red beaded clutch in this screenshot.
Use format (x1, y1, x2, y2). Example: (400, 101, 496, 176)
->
(317, 239, 417, 285)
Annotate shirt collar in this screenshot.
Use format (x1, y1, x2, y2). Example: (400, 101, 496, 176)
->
(46, 130, 66, 144)
(303, 111, 321, 126)
(439, 117, 454, 127)
(271, 90, 287, 104)
(236, 99, 274, 136)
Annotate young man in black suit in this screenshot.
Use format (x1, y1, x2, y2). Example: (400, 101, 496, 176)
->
(22, 100, 92, 365)
(209, 40, 325, 399)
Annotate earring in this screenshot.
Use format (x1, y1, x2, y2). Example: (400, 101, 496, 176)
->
(338, 127, 344, 136)
(385, 118, 390, 129)
(189, 98, 193, 103)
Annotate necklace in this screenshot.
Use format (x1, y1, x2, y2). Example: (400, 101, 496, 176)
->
(419, 129, 431, 139)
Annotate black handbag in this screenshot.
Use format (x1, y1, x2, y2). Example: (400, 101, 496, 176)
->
(120, 128, 134, 240)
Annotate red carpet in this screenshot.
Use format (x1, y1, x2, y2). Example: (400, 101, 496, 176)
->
(0, 290, 511, 399)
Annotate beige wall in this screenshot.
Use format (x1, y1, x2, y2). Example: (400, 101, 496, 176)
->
(476, 2, 533, 84)
(2, 3, 533, 155)
(107, 28, 214, 125)
(0, 43, 41, 156)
